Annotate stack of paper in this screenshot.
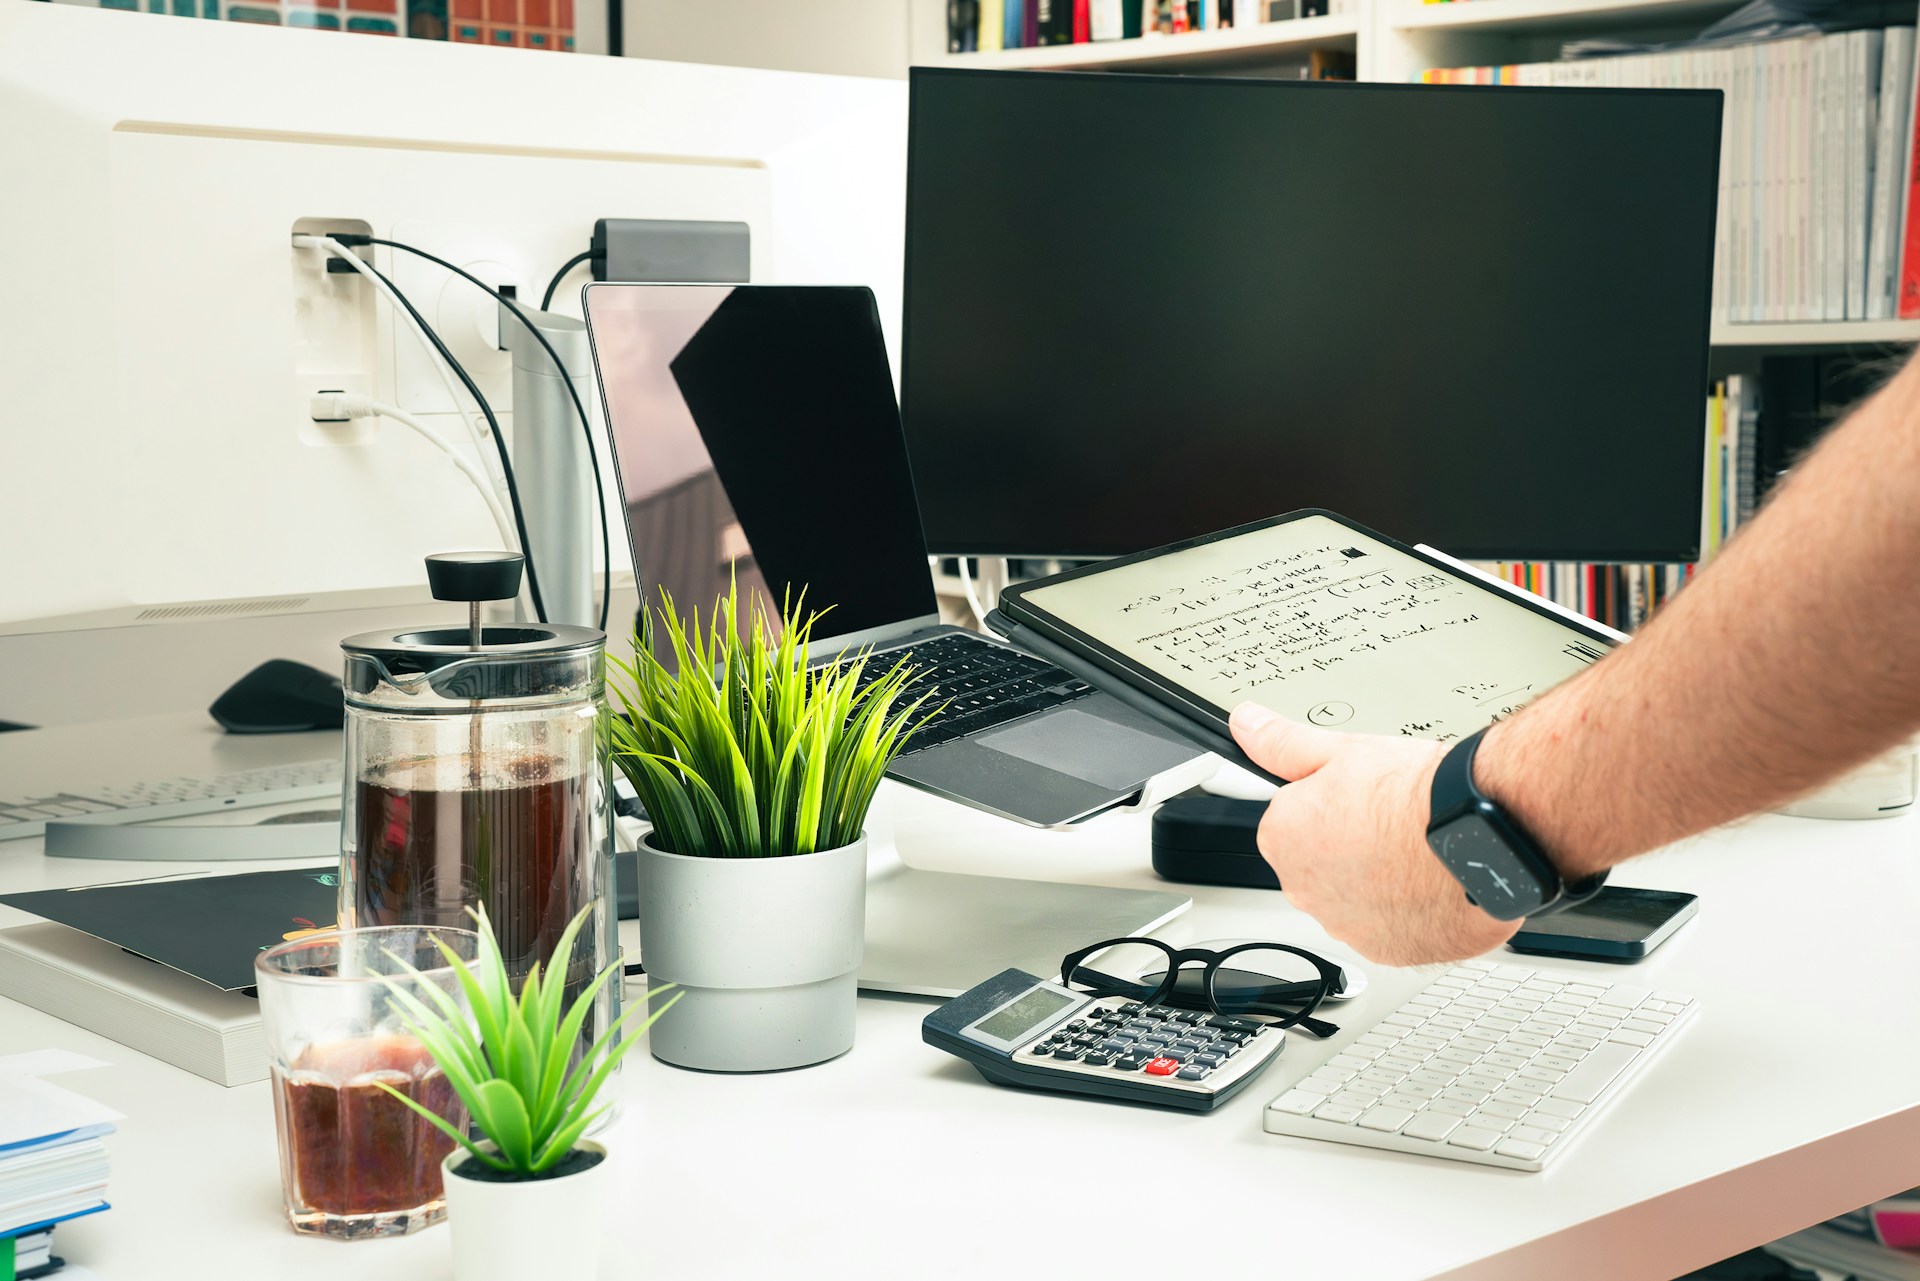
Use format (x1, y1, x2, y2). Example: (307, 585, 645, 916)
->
(0, 1053, 120, 1280)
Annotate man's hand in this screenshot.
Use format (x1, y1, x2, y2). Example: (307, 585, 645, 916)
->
(1230, 703, 1521, 967)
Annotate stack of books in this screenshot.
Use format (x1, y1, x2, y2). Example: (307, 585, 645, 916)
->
(1422, 27, 1920, 324)
(1770, 1193, 1920, 1280)
(1, 1074, 117, 1281)
(947, 0, 1350, 54)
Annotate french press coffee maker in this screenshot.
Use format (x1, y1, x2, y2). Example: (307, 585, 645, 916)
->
(338, 552, 617, 1029)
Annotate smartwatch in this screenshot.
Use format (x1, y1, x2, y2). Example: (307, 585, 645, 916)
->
(1425, 727, 1606, 921)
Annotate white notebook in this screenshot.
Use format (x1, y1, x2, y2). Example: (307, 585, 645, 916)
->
(0, 924, 263, 1087)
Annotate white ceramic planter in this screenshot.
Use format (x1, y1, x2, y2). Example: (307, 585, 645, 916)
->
(637, 833, 866, 1072)
(441, 1140, 609, 1281)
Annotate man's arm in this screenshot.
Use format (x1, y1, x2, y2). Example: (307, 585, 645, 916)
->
(1232, 353, 1920, 965)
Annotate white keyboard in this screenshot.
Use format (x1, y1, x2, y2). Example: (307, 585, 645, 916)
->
(1263, 958, 1695, 1171)
(0, 759, 343, 842)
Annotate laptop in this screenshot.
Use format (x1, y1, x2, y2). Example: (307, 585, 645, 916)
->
(581, 282, 1206, 828)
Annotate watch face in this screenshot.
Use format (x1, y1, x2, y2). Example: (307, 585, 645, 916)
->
(1428, 813, 1548, 920)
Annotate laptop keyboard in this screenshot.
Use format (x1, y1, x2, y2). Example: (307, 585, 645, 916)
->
(829, 633, 1094, 754)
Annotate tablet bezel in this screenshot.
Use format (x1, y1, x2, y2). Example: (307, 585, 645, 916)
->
(997, 508, 1622, 744)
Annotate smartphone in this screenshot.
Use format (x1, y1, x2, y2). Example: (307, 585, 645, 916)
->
(1506, 887, 1698, 962)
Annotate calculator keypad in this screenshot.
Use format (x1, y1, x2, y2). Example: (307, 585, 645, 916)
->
(1022, 1000, 1283, 1093)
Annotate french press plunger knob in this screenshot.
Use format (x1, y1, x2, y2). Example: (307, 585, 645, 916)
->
(425, 551, 525, 651)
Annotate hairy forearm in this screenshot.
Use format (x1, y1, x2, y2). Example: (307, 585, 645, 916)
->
(1475, 354, 1920, 876)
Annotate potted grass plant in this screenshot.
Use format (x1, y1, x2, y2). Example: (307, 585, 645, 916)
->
(379, 904, 679, 1280)
(606, 579, 932, 1072)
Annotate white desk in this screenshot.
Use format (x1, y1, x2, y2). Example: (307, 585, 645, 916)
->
(3, 715, 1919, 1280)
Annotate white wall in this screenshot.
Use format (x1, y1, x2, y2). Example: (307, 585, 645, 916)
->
(621, 0, 937, 79)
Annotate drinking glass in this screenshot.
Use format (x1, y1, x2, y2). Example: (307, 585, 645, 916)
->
(256, 926, 480, 1240)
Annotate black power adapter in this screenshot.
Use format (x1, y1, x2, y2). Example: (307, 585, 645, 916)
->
(1150, 791, 1278, 890)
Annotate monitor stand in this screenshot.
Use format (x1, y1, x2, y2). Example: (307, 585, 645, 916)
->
(857, 843, 1189, 999)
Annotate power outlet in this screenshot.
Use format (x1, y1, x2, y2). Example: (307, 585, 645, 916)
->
(290, 217, 377, 445)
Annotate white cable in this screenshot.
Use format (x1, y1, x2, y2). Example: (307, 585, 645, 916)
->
(957, 557, 991, 629)
(310, 391, 517, 551)
(294, 235, 512, 513)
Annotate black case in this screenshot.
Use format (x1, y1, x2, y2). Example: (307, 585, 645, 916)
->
(1150, 792, 1278, 890)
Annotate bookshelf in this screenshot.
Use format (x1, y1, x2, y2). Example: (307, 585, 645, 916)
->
(1712, 320, 1920, 347)
(937, 12, 1358, 71)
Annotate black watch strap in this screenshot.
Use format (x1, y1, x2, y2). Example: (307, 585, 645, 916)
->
(1429, 728, 1606, 919)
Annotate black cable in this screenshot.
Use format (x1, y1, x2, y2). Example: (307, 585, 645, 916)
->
(358, 236, 614, 633)
(541, 249, 593, 312)
(353, 258, 550, 625)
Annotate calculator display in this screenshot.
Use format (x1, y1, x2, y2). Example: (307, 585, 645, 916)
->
(975, 987, 1074, 1042)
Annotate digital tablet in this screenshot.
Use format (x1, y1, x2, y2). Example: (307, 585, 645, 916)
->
(992, 510, 1621, 785)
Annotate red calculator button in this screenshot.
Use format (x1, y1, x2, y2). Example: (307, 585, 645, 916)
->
(1143, 1057, 1180, 1076)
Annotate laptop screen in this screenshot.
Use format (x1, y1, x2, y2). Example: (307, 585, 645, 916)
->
(583, 284, 938, 643)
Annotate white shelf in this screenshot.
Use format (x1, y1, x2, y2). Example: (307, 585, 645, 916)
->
(1389, 0, 1744, 35)
(932, 14, 1359, 71)
(1710, 320, 1920, 347)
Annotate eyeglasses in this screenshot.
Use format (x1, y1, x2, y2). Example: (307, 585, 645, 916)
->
(1059, 937, 1344, 1039)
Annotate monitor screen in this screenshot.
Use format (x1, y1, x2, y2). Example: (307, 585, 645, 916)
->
(901, 69, 1720, 562)
(583, 284, 937, 643)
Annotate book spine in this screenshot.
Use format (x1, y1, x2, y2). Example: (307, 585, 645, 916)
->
(1849, 30, 1885, 318)
(1089, 0, 1121, 40)
(979, 0, 1004, 50)
(1867, 29, 1914, 319)
(1073, 0, 1090, 41)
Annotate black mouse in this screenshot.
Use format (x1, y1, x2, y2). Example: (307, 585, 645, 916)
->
(209, 659, 344, 733)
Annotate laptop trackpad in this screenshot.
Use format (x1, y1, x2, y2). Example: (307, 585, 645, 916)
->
(975, 708, 1170, 790)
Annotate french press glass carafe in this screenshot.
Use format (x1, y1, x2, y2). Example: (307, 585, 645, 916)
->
(338, 552, 616, 1034)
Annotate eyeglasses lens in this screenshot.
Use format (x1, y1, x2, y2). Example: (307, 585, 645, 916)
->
(1205, 947, 1329, 1022)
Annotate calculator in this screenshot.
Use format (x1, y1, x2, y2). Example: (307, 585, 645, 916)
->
(922, 968, 1289, 1111)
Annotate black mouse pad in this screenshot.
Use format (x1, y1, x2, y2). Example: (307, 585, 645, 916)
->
(0, 868, 340, 992)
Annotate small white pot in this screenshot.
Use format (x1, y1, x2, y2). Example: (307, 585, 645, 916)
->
(441, 1140, 609, 1281)
(638, 832, 866, 1072)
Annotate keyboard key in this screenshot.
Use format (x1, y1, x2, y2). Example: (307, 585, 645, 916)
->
(1549, 1042, 1640, 1105)
(1521, 1112, 1571, 1133)
(1327, 1054, 1374, 1072)
(1357, 1106, 1415, 1133)
(1313, 1102, 1364, 1124)
(1480, 1101, 1529, 1121)
(1509, 1125, 1558, 1146)
(1620, 1019, 1664, 1036)
(1383, 1092, 1431, 1111)
(1448, 1125, 1503, 1151)
(1428, 1098, 1476, 1118)
(1603, 986, 1653, 1010)
(1610, 1030, 1656, 1048)
(1533, 1097, 1585, 1120)
(1402, 1113, 1464, 1142)
(1496, 1138, 1548, 1162)
(1491, 965, 1535, 982)
(1492, 1088, 1543, 1108)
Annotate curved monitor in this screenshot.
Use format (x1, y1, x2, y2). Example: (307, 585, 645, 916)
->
(901, 68, 1719, 563)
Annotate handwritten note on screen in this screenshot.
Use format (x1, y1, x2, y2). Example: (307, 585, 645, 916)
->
(1021, 515, 1612, 743)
